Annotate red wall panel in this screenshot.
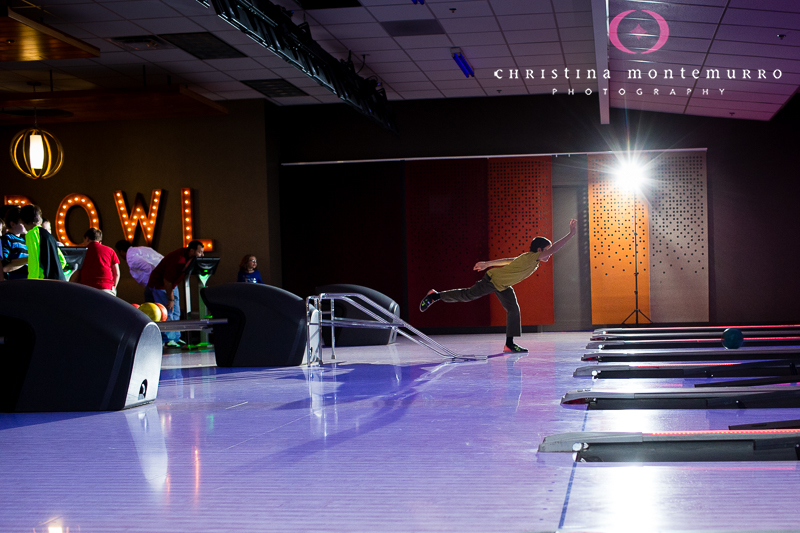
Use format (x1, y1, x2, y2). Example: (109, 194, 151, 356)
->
(406, 159, 489, 328)
(488, 157, 554, 326)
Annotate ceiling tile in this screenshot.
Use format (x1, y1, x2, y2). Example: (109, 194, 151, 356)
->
(339, 37, 401, 51)
(156, 60, 217, 73)
(503, 29, 560, 44)
(78, 20, 147, 37)
(386, 80, 437, 91)
(729, 0, 800, 12)
(234, 44, 277, 57)
(427, 69, 475, 81)
(561, 40, 595, 54)
(553, 0, 591, 12)
(723, 8, 800, 28)
(665, 21, 719, 40)
(132, 49, 196, 62)
(684, 106, 774, 120)
(686, 97, 781, 112)
(429, 2, 494, 18)
(367, 5, 435, 21)
(203, 57, 263, 70)
(358, 49, 411, 62)
(45, 3, 122, 23)
(179, 70, 233, 82)
(105, 1, 182, 19)
(715, 25, 800, 47)
(509, 42, 563, 56)
(398, 89, 444, 99)
(271, 96, 323, 105)
(369, 61, 421, 73)
(161, 0, 212, 17)
(189, 14, 239, 31)
(227, 68, 278, 80)
(462, 44, 511, 58)
(555, 11, 593, 27)
(558, 27, 594, 41)
(450, 32, 507, 46)
(490, 0, 553, 16)
(709, 40, 800, 61)
(439, 17, 500, 34)
(199, 80, 246, 91)
(434, 78, 480, 89)
(326, 23, 390, 39)
(394, 35, 454, 49)
(440, 87, 488, 97)
(703, 54, 800, 73)
(497, 14, 556, 31)
(411, 59, 459, 71)
(379, 70, 431, 83)
(406, 48, 452, 61)
(307, 7, 377, 25)
(134, 17, 205, 34)
(470, 56, 516, 68)
(214, 89, 265, 99)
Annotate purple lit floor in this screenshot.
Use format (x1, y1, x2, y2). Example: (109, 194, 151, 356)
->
(2, 332, 800, 532)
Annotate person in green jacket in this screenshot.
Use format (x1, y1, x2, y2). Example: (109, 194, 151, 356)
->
(20, 204, 67, 281)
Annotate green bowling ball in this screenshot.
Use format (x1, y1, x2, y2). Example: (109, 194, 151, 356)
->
(721, 328, 744, 349)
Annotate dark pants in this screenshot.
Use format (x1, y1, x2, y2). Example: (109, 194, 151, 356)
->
(439, 274, 521, 337)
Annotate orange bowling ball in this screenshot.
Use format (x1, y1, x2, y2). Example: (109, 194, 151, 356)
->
(155, 302, 169, 321)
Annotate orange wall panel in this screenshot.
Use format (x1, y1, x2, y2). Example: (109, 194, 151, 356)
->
(488, 157, 554, 326)
(588, 154, 650, 325)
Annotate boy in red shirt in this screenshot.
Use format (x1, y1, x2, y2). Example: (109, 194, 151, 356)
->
(75, 228, 120, 295)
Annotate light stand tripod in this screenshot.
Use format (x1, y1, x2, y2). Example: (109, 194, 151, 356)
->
(622, 192, 651, 325)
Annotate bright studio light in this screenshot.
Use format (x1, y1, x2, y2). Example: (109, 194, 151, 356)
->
(616, 161, 645, 190)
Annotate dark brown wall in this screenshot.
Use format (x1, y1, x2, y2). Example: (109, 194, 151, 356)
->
(1, 99, 280, 304)
(277, 93, 800, 325)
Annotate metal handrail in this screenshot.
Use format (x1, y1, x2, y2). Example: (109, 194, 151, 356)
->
(304, 293, 486, 365)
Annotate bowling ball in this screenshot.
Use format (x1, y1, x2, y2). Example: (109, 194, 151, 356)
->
(722, 328, 744, 349)
(138, 302, 161, 322)
(132, 303, 140, 309)
(155, 302, 169, 321)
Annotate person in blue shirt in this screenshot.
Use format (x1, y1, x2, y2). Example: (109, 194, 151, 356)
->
(237, 254, 263, 284)
(2, 206, 29, 280)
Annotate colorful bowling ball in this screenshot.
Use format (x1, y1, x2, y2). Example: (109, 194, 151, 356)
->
(155, 302, 169, 321)
(132, 303, 140, 309)
(138, 302, 161, 322)
(722, 328, 744, 349)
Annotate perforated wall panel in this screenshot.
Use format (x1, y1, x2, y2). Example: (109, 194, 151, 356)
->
(588, 154, 651, 325)
(406, 159, 490, 328)
(647, 152, 709, 322)
(488, 157, 554, 326)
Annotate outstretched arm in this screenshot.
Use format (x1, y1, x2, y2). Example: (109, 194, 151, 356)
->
(539, 219, 577, 262)
(473, 258, 516, 271)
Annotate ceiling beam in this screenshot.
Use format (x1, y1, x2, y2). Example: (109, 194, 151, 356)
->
(0, 6, 99, 62)
(590, 0, 610, 125)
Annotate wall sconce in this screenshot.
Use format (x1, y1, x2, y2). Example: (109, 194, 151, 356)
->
(181, 188, 213, 251)
(114, 190, 161, 245)
(10, 127, 64, 179)
(4, 195, 33, 206)
(451, 47, 474, 78)
(56, 193, 99, 246)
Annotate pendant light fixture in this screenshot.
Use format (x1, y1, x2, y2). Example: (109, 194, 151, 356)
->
(9, 81, 64, 179)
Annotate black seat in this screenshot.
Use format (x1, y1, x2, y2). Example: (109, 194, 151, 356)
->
(201, 283, 320, 367)
(0, 280, 162, 412)
(316, 284, 400, 347)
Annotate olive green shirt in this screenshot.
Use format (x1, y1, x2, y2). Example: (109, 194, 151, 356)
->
(486, 251, 541, 292)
